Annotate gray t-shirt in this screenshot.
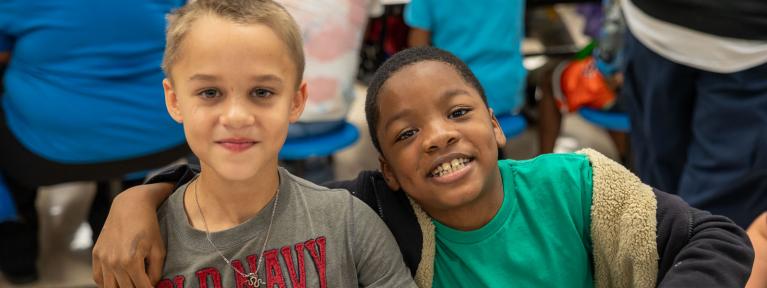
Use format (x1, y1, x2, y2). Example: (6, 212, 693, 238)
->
(156, 168, 415, 288)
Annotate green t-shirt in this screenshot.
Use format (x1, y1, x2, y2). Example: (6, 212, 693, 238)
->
(432, 153, 594, 287)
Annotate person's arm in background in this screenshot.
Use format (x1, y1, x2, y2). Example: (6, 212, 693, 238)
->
(403, 0, 432, 47)
(747, 213, 767, 288)
(91, 164, 198, 287)
(593, 0, 624, 90)
(408, 28, 430, 47)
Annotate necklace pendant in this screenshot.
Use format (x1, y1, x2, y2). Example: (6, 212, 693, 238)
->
(247, 274, 266, 287)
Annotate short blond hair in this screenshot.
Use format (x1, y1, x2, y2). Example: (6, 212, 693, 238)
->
(162, 0, 305, 85)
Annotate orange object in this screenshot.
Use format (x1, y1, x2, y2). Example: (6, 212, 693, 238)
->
(553, 56, 616, 112)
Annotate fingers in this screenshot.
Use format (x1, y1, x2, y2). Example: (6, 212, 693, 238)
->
(90, 185, 170, 288)
(93, 210, 114, 287)
(114, 267, 135, 288)
(101, 264, 119, 288)
(94, 241, 143, 288)
(127, 244, 154, 288)
(92, 252, 104, 287)
(107, 253, 138, 288)
(127, 264, 154, 288)
(146, 244, 167, 285)
(93, 238, 111, 287)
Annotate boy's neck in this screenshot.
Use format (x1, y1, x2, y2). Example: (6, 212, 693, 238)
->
(184, 165, 281, 232)
(427, 168, 504, 231)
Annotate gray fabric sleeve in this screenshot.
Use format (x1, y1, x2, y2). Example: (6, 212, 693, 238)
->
(349, 195, 417, 287)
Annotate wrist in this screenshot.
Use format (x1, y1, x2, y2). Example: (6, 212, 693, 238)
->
(115, 183, 175, 210)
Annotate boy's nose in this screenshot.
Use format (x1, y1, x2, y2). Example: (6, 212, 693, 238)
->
(220, 99, 255, 128)
(422, 122, 460, 153)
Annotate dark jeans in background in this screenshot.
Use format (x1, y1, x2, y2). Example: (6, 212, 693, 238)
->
(622, 30, 767, 228)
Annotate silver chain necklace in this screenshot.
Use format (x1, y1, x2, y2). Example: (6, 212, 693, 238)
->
(193, 178, 280, 288)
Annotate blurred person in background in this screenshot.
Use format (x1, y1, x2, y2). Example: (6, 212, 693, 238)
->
(0, 0, 188, 283)
(620, 0, 767, 228)
(404, 0, 526, 118)
(280, 0, 382, 183)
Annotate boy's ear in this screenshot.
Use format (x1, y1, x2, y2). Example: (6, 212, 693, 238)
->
(488, 108, 507, 149)
(378, 156, 401, 191)
(288, 81, 308, 123)
(163, 78, 183, 123)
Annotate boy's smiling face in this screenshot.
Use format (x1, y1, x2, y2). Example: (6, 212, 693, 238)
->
(377, 60, 506, 214)
(163, 15, 306, 181)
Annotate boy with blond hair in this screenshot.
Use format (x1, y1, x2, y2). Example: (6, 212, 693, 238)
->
(95, 0, 415, 287)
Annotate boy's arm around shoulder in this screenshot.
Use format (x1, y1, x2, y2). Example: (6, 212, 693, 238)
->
(655, 189, 754, 287)
(348, 195, 417, 287)
(91, 163, 199, 287)
(92, 182, 175, 287)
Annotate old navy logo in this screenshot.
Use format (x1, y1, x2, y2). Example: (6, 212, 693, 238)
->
(156, 236, 327, 288)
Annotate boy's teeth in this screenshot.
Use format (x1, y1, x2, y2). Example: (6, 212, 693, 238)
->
(432, 157, 470, 177)
(451, 159, 463, 169)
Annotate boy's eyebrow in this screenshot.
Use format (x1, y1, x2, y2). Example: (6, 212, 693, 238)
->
(189, 74, 218, 82)
(251, 74, 283, 85)
(383, 108, 414, 133)
(381, 88, 470, 132)
(187, 74, 284, 85)
(441, 88, 470, 100)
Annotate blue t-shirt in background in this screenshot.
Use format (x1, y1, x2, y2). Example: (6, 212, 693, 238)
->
(0, 0, 186, 163)
(404, 0, 527, 115)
